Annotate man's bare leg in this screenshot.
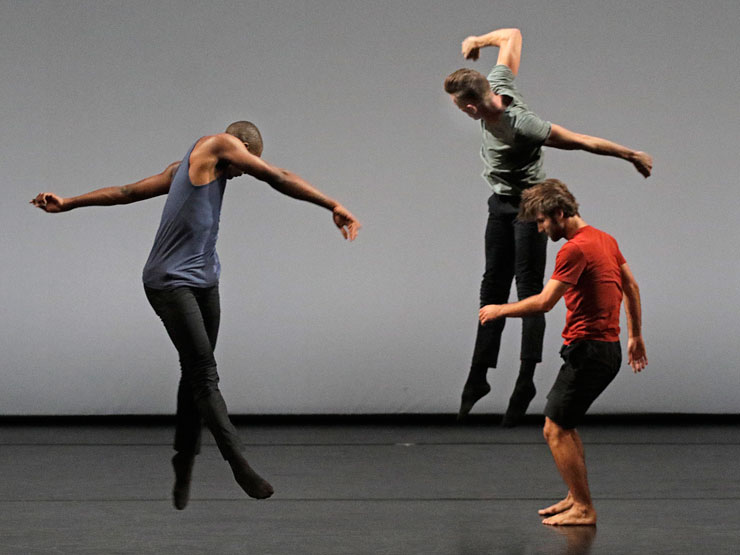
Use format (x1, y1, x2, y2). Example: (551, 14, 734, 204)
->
(538, 432, 585, 515)
(541, 417, 597, 526)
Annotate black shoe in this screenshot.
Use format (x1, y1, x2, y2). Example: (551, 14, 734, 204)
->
(172, 453, 194, 510)
(501, 384, 536, 428)
(458, 380, 491, 421)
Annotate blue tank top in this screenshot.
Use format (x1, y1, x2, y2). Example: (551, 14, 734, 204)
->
(142, 140, 227, 289)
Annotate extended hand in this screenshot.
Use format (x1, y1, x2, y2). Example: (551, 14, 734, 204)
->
(461, 36, 481, 60)
(628, 336, 648, 373)
(332, 204, 361, 241)
(631, 151, 653, 178)
(30, 192, 66, 213)
(479, 304, 503, 325)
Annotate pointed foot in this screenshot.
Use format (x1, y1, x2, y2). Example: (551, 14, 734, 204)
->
(501, 383, 536, 427)
(231, 459, 274, 500)
(172, 453, 195, 510)
(458, 381, 491, 421)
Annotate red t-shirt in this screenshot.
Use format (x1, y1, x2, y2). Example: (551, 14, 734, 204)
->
(552, 226, 626, 344)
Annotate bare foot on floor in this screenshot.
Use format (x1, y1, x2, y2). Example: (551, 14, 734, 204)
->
(538, 492, 574, 516)
(542, 504, 596, 526)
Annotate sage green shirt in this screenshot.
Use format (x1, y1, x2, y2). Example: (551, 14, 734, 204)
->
(480, 65, 551, 196)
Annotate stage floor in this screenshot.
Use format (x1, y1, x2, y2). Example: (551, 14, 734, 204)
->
(1, 419, 739, 554)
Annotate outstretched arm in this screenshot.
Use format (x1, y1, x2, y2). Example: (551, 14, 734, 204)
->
(621, 263, 647, 372)
(479, 279, 570, 324)
(545, 123, 653, 178)
(215, 134, 361, 240)
(461, 27, 522, 75)
(31, 162, 179, 213)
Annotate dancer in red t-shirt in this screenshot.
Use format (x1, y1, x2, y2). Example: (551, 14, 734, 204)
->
(479, 178, 647, 526)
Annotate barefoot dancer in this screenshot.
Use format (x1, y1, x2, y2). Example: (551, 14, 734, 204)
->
(31, 121, 360, 509)
(445, 28, 652, 425)
(479, 179, 647, 525)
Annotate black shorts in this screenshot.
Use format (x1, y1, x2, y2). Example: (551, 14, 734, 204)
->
(544, 340, 622, 429)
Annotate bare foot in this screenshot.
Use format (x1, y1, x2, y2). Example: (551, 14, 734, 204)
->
(231, 460, 274, 499)
(542, 503, 596, 526)
(538, 492, 574, 516)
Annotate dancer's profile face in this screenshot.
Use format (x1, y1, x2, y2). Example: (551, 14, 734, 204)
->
(536, 212, 565, 241)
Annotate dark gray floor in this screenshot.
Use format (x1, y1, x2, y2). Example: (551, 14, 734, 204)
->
(1, 421, 739, 554)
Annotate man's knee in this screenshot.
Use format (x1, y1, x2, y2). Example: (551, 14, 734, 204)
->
(184, 361, 221, 401)
(480, 277, 513, 304)
(543, 417, 568, 444)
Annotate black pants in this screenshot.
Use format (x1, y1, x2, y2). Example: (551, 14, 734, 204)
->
(145, 285, 244, 460)
(472, 194, 548, 368)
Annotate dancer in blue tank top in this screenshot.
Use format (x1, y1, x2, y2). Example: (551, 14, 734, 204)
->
(32, 121, 361, 509)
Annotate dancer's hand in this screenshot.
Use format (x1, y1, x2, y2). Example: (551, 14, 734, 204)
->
(332, 204, 361, 241)
(30, 192, 66, 213)
(631, 151, 653, 178)
(628, 336, 648, 372)
(479, 304, 503, 325)
(462, 36, 481, 60)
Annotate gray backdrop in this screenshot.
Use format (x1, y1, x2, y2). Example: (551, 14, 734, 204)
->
(2, 0, 738, 414)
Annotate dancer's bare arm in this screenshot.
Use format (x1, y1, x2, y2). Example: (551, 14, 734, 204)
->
(30, 162, 179, 213)
(461, 27, 523, 75)
(545, 124, 653, 178)
(214, 134, 361, 240)
(479, 279, 570, 324)
(621, 263, 647, 372)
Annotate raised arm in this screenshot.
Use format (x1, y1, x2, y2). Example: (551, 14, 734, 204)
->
(479, 278, 571, 324)
(545, 123, 653, 178)
(620, 263, 647, 372)
(461, 27, 523, 75)
(213, 134, 360, 240)
(31, 162, 179, 213)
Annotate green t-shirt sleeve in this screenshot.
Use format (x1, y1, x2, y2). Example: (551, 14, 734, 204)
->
(487, 65, 551, 143)
(487, 64, 518, 99)
(513, 111, 551, 145)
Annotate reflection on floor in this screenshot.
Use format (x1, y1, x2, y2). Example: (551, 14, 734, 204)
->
(1, 417, 738, 554)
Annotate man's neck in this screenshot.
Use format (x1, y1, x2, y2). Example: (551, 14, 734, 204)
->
(480, 93, 509, 124)
(563, 216, 588, 240)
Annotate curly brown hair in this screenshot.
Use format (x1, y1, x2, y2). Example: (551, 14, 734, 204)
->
(519, 179, 580, 221)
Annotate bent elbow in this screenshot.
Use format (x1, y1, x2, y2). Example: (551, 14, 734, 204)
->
(532, 294, 556, 314)
(541, 299, 557, 313)
(118, 186, 135, 204)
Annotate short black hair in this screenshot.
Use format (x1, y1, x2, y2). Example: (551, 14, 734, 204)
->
(225, 121, 263, 155)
